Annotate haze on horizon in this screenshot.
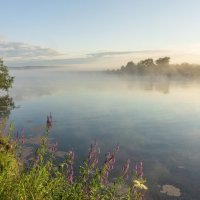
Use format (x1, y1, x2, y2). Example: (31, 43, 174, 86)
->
(1, 0, 200, 70)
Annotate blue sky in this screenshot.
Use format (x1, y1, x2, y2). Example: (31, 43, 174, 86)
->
(0, 0, 200, 69)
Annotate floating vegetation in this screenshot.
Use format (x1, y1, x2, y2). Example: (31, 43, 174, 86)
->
(160, 184, 181, 197)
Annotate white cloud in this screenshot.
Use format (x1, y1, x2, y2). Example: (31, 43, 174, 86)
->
(0, 42, 62, 61)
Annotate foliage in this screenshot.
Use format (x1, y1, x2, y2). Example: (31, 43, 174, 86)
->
(138, 58, 155, 67)
(0, 59, 14, 91)
(108, 57, 200, 78)
(155, 57, 170, 66)
(0, 116, 147, 200)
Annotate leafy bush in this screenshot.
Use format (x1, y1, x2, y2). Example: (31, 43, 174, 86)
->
(0, 59, 14, 91)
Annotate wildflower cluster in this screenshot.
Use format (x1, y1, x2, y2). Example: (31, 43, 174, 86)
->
(0, 115, 148, 200)
(100, 144, 119, 184)
(122, 159, 130, 179)
(87, 140, 100, 169)
(129, 162, 148, 199)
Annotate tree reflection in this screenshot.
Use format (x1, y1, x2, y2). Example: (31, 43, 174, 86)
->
(0, 94, 15, 118)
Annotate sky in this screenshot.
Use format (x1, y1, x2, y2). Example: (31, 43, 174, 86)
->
(0, 0, 200, 69)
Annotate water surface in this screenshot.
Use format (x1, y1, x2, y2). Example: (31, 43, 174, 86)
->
(8, 69, 200, 200)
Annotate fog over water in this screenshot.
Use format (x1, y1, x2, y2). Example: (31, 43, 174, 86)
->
(8, 68, 200, 200)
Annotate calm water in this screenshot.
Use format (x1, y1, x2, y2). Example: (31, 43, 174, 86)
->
(8, 69, 200, 200)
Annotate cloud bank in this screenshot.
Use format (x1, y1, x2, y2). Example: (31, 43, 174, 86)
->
(1, 41, 192, 70)
(0, 42, 61, 61)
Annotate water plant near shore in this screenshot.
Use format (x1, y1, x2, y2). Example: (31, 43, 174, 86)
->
(0, 115, 147, 200)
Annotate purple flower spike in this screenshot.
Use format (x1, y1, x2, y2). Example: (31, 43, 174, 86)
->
(101, 150, 117, 184)
(87, 141, 100, 169)
(21, 134, 25, 144)
(122, 159, 130, 179)
(134, 164, 138, 175)
(50, 112, 53, 123)
(139, 161, 143, 178)
(66, 150, 75, 184)
(46, 114, 53, 130)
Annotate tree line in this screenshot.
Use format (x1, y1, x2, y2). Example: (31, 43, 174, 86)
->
(107, 57, 200, 78)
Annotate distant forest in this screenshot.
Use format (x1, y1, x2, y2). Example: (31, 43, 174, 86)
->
(107, 57, 200, 78)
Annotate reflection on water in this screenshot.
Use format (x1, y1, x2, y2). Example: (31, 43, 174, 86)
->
(0, 94, 15, 118)
(9, 69, 200, 200)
